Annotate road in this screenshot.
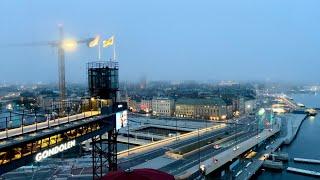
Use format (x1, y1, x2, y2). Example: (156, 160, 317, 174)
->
(161, 127, 258, 176)
(117, 116, 257, 171)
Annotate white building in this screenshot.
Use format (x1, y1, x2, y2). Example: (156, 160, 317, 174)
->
(152, 97, 174, 116)
(140, 99, 152, 113)
(244, 99, 256, 114)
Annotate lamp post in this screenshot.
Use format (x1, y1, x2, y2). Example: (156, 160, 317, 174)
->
(35, 109, 38, 132)
(176, 118, 178, 141)
(21, 110, 25, 134)
(198, 128, 201, 170)
(5, 117, 8, 138)
(6, 104, 13, 135)
(67, 106, 70, 124)
(47, 109, 50, 128)
(90, 97, 95, 116)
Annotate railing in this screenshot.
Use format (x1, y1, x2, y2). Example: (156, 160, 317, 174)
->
(0, 99, 106, 139)
(0, 101, 128, 140)
(87, 61, 119, 69)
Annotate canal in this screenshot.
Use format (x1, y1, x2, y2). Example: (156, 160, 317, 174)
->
(257, 93, 320, 180)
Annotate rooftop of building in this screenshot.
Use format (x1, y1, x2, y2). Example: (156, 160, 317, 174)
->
(176, 98, 226, 106)
(152, 97, 172, 100)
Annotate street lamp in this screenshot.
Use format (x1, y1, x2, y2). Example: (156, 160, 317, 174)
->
(200, 164, 206, 177)
(90, 97, 95, 116)
(6, 104, 13, 111)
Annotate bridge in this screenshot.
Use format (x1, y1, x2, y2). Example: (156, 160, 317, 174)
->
(0, 101, 127, 178)
(112, 114, 280, 179)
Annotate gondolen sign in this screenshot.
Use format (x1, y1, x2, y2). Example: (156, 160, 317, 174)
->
(35, 140, 76, 162)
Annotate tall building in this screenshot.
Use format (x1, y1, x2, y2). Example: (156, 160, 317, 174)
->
(152, 97, 174, 116)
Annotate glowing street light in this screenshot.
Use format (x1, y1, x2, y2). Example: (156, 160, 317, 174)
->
(6, 104, 13, 111)
(258, 108, 265, 116)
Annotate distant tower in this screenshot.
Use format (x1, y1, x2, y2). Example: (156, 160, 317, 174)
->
(140, 75, 147, 89)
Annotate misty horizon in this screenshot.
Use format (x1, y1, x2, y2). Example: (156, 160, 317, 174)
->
(1, 1, 320, 84)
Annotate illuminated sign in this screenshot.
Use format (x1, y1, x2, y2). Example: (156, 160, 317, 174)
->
(35, 140, 76, 162)
(116, 110, 128, 130)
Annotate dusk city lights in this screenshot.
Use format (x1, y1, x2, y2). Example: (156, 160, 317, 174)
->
(1, 1, 320, 180)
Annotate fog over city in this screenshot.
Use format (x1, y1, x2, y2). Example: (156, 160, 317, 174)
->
(1, 0, 320, 83)
(2, 1, 320, 180)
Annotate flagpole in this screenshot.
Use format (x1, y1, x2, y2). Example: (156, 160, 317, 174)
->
(98, 42, 101, 60)
(113, 36, 116, 61)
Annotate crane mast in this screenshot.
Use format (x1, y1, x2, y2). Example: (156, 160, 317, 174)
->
(58, 25, 66, 101)
(2, 25, 97, 104)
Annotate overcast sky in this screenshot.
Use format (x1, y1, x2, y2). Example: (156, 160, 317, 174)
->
(1, 0, 320, 84)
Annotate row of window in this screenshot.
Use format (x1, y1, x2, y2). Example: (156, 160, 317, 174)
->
(0, 123, 100, 165)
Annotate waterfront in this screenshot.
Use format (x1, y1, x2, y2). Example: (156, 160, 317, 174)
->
(257, 94, 320, 180)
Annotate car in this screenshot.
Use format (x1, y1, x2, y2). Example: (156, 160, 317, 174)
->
(245, 162, 252, 168)
(213, 144, 221, 150)
(233, 146, 240, 151)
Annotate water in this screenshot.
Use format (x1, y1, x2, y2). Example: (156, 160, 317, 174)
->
(257, 93, 320, 180)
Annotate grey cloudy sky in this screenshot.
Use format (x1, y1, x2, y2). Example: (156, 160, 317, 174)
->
(1, 0, 320, 84)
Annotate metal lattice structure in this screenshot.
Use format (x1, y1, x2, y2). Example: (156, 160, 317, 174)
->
(58, 25, 66, 101)
(92, 128, 118, 180)
(88, 61, 121, 179)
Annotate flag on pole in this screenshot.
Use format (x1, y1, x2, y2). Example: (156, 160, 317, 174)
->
(88, 35, 100, 48)
(103, 36, 114, 48)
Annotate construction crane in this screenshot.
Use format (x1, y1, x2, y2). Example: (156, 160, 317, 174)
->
(4, 24, 96, 101)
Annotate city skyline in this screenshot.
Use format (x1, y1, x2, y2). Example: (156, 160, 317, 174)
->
(1, 1, 320, 83)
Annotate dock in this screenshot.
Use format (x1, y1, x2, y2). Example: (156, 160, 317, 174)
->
(283, 114, 307, 145)
(294, 158, 320, 164)
(271, 152, 289, 161)
(287, 167, 320, 177)
(262, 160, 284, 170)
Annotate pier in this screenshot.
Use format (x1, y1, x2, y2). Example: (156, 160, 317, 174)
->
(271, 153, 289, 161)
(287, 167, 320, 177)
(262, 160, 284, 170)
(283, 114, 307, 145)
(294, 158, 320, 164)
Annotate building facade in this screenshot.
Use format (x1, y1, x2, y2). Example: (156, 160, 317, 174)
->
(244, 99, 256, 114)
(175, 99, 195, 118)
(152, 97, 174, 116)
(175, 98, 227, 120)
(232, 96, 245, 116)
(140, 99, 152, 113)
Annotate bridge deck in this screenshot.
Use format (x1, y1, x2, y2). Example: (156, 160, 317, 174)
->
(0, 111, 99, 140)
(175, 126, 280, 179)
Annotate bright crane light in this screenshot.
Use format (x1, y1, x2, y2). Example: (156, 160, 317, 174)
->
(62, 39, 77, 51)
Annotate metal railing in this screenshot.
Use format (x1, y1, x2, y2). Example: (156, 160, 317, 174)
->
(0, 99, 105, 139)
